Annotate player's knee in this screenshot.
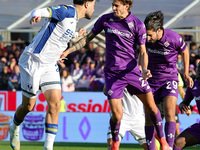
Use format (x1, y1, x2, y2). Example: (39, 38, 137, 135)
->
(21, 103, 35, 113)
(174, 137, 185, 149)
(112, 113, 122, 123)
(48, 100, 61, 113)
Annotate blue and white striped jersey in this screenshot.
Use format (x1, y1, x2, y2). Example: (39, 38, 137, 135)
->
(24, 5, 78, 64)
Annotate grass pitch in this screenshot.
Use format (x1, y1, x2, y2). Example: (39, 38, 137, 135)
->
(0, 141, 199, 150)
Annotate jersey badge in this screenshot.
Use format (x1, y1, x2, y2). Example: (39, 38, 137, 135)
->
(164, 41, 170, 47)
(128, 22, 134, 28)
(108, 89, 113, 96)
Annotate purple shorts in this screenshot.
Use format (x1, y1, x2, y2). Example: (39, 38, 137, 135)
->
(148, 78, 178, 104)
(105, 66, 151, 100)
(185, 123, 200, 141)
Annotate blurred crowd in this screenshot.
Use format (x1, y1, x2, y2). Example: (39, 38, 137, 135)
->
(177, 41, 200, 86)
(0, 40, 105, 92)
(0, 36, 199, 92)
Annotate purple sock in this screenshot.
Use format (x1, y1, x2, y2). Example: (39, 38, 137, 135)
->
(145, 126, 155, 150)
(110, 118, 120, 141)
(165, 121, 176, 148)
(149, 108, 164, 138)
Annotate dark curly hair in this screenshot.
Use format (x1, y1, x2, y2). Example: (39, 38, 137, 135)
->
(73, 0, 95, 5)
(144, 10, 164, 31)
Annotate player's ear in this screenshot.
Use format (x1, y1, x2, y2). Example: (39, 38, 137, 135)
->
(125, 4, 129, 11)
(84, 1, 89, 8)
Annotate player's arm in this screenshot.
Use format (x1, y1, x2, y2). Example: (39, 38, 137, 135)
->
(179, 99, 192, 115)
(178, 73, 192, 116)
(29, 8, 50, 25)
(181, 46, 194, 88)
(178, 87, 192, 116)
(60, 31, 96, 59)
(139, 44, 152, 80)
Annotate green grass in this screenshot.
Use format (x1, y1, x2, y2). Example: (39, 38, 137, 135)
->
(0, 141, 199, 150)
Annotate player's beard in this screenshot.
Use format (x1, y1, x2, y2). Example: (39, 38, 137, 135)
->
(85, 13, 92, 20)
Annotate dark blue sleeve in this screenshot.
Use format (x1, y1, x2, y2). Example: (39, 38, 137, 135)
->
(48, 5, 75, 21)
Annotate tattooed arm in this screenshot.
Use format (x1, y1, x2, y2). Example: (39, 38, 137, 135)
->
(60, 31, 96, 59)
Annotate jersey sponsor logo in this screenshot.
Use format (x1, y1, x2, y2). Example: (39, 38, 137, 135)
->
(147, 48, 170, 55)
(107, 28, 133, 38)
(164, 41, 170, 47)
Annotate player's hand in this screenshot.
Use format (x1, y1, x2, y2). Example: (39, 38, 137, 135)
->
(183, 74, 194, 88)
(59, 50, 69, 63)
(142, 69, 152, 81)
(30, 16, 41, 25)
(179, 102, 190, 115)
(78, 28, 86, 37)
(185, 106, 192, 116)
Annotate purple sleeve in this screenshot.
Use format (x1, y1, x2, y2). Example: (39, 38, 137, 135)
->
(136, 22, 146, 45)
(174, 34, 187, 53)
(91, 16, 104, 35)
(184, 87, 194, 104)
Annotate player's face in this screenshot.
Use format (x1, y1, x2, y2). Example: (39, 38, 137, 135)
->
(112, 0, 129, 19)
(146, 29, 159, 43)
(85, 0, 96, 19)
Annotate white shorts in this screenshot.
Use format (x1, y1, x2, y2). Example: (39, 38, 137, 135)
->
(19, 52, 61, 98)
(107, 116, 146, 145)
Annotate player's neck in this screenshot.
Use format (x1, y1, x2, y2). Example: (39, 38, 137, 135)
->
(157, 29, 163, 40)
(75, 5, 85, 19)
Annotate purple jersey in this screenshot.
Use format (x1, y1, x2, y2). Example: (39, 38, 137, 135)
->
(146, 29, 186, 81)
(92, 13, 146, 73)
(184, 80, 200, 112)
(184, 80, 200, 141)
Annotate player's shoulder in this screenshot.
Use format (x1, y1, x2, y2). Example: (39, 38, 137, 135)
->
(63, 5, 76, 18)
(164, 29, 182, 42)
(50, 5, 76, 18)
(100, 13, 114, 20)
(128, 13, 144, 25)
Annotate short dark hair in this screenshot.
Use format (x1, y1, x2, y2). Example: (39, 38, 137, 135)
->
(119, 0, 133, 8)
(73, 0, 94, 5)
(144, 10, 164, 31)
